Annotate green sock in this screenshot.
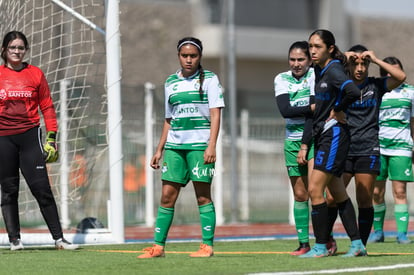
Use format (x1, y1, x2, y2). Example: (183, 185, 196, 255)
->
(373, 203, 386, 231)
(199, 202, 216, 246)
(395, 204, 409, 233)
(293, 200, 309, 243)
(154, 206, 174, 246)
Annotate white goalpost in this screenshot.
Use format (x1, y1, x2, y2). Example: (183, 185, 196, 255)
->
(0, 0, 124, 245)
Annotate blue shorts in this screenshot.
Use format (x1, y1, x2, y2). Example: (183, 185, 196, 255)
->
(313, 124, 349, 177)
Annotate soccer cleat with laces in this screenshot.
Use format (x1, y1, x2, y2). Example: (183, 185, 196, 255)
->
(326, 237, 337, 256)
(341, 240, 367, 257)
(137, 244, 165, 258)
(55, 238, 79, 250)
(290, 242, 310, 256)
(189, 243, 214, 257)
(298, 244, 329, 258)
(10, 239, 24, 251)
(396, 232, 412, 244)
(367, 230, 384, 243)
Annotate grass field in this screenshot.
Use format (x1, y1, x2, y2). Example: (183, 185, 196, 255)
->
(1, 238, 414, 275)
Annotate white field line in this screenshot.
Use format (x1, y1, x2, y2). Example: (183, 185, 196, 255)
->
(249, 263, 414, 275)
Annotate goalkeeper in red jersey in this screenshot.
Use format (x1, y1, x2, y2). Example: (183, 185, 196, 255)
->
(0, 31, 78, 250)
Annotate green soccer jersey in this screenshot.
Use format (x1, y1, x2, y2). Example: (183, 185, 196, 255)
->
(378, 83, 414, 157)
(164, 69, 225, 150)
(274, 68, 315, 141)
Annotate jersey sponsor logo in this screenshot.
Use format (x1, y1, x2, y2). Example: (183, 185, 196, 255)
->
(177, 106, 199, 114)
(0, 89, 33, 99)
(293, 100, 309, 107)
(350, 98, 377, 108)
(192, 162, 215, 178)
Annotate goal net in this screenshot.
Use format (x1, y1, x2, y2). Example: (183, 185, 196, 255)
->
(0, 0, 112, 245)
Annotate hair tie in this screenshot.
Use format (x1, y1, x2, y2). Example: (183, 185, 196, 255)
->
(177, 41, 202, 52)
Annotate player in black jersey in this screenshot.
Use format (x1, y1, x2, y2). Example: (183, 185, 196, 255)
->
(325, 45, 406, 246)
(300, 29, 365, 258)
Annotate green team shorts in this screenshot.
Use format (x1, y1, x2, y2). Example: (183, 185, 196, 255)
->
(161, 149, 215, 184)
(376, 154, 414, 182)
(284, 139, 314, 177)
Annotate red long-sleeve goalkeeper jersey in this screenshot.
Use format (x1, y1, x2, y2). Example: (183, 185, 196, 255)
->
(0, 64, 57, 136)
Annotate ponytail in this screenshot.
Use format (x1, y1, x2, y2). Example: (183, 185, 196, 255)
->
(198, 65, 205, 98)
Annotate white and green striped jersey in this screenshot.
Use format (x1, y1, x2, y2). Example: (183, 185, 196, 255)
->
(164, 69, 225, 150)
(274, 68, 315, 140)
(378, 83, 414, 157)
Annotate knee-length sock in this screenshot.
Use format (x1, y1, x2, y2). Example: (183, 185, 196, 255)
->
(154, 206, 174, 246)
(337, 198, 360, 241)
(327, 206, 338, 238)
(358, 207, 374, 245)
(311, 202, 329, 244)
(293, 200, 309, 243)
(395, 204, 409, 234)
(199, 202, 216, 246)
(372, 203, 386, 231)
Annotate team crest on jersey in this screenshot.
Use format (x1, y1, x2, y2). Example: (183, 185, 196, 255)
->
(0, 89, 6, 100)
(194, 80, 200, 91)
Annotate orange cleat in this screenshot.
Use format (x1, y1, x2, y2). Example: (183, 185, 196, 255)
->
(189, 243, 214, 257)
(290, 242, 310, 256)
(137, 244, 165, 258)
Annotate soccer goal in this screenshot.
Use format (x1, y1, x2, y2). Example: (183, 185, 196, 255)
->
(0, 0, 124, 245)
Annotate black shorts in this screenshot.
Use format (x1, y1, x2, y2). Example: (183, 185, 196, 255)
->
(344, 155, 380, 175)
(313, 124, 349, 177)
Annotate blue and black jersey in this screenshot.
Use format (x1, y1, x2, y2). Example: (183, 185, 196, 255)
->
(313, 60, 360, 136)
(347, 77, 388, 156)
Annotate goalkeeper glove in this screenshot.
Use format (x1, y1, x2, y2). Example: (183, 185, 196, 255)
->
(43, 131, 59, 163)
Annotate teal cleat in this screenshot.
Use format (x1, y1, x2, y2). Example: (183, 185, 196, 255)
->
(367, 230, 384, 243)
(341, 240, 367, 257)
(396, 232, 412, 244)
(299, 243, 329, 258)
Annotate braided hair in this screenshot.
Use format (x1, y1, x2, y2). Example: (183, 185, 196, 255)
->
(177, 37, 204, 97)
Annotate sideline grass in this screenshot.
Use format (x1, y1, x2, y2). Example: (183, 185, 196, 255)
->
(1, 238, 413, 275)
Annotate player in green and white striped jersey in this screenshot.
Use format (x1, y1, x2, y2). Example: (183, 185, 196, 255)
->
(369, 57, 414, 244)
(274, 41, 315, 256)
(139, 37, 224, 259)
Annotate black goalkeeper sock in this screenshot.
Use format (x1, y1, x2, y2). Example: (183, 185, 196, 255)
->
(327, 206, 338, 236)
(338, 198, 360, 241)
(311, 202, 329, 244)
(358, 207, 374, 246)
